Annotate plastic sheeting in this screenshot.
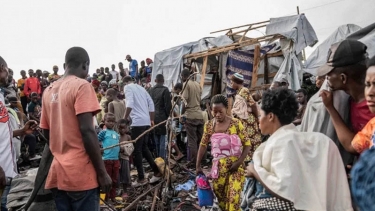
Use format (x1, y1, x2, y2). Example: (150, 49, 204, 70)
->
(347, 22, 375, 58)
(151, 35, 233, 91)
(266, 14, 318, 55)
(304, 24, 362, 76)
(266, 14, 318, 90)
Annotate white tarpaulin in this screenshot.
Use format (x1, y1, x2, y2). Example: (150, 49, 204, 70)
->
(151, 35, 233, 91)
(266, 14, 318, 90)
(304, 24, 362, 76)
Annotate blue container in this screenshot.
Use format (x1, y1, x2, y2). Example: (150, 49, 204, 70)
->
(197, 187, 214, 207)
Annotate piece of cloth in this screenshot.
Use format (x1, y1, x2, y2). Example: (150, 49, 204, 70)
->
(109, 100, 126, 123)
(129, 60, 138, 78)
(131, 126, 159, 180)
(240, 178, 256, 211)
(0, 93, 17, 179)
(154, 134, 166, 159)
(350, 99, 375, 133)
(24, 77, 41, 97)
(6, 173, 36, 210)
(181, 80, 203, 120)
(104, 160, 120, 200)
(40, 75, 101, 191)
(51, 188, 99, 211)
(17, 78, 26, 97)
(351, 146, 375, 211)
(120, 159, 131, 185)
(201, 118, 250, 211)
(149, 84, 172, 135)
(232, 94, 248, 119)
(253, 124, 353, 211)
(210, 133, 242, 179)
(299, 81, 356, 167)
(185, 118, 204, 162)
(124, 83, 154, 127)
(352, 117, 375, 154)
(98, 129, 120, 160)
(226, 50, 254, 96)
(250, 197, 297, 211)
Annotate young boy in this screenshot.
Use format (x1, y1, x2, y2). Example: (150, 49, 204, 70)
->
(118, 119, 133, 198)
(98, 113, 120, 203)
(27, 92, 41, 123)
(106, 88, 126, 124)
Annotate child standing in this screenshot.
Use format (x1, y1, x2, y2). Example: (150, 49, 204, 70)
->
(118, 119, 134, 198)
(98, 113, 120, 203)
(106, 88, 126, 124)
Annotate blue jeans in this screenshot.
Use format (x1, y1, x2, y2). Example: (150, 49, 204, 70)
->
(154, 134, 166, 159)
(1, 185, 11, 211)
(52, 188, 99, 211)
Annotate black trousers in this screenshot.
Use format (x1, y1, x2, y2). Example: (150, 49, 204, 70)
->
(131, 126, 159, 180)
(20, 96, 28, 114)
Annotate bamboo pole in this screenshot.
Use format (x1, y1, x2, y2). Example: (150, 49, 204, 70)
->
(200, 56, 208, 88)
(251, 45, 261, 87)
(226, 24, 269, 36)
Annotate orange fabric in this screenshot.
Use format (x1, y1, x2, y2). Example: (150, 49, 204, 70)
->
(352, 117, 375, 154)
(17, 78, 26, 97)
(24, 77, 41, 97)
(40, 75, 101, 191)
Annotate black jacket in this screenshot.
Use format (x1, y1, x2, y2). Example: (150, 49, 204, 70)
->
(149, 84, 172, 135)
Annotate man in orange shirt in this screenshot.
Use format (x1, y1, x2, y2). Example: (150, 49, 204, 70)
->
(17, 70, 27, 113)
(24, 69, 41, 99)
(40, 47, 111, 211)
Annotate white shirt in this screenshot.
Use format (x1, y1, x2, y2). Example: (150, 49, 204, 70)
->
(0, 93, 17, 178)
(124, 83, 155, 126)
(110, 70, 118, 81)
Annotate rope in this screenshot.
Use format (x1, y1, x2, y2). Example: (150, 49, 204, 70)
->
(101, 120, 168, 150)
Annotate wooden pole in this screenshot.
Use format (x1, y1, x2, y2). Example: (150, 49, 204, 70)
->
(210, 20, 270, 34)
(251, 45, 261, 87)
(264, 55, 269, 84)
(200, 56, 208, 88)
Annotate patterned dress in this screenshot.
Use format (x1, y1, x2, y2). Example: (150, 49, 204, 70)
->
(237, 87, 261, 160)
(200, 118, 251, 211)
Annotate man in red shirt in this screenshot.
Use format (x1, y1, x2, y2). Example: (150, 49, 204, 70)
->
(319, 40, 374, 155)
(24, 69, 41, 98)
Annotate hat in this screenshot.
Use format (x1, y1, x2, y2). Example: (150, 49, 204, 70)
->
(274, 77, 289, 84)
(317, 40, 368, 76)
(232, 73, 244, 81)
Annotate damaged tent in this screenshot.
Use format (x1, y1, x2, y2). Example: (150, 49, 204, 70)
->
(151, 14, 318, 102)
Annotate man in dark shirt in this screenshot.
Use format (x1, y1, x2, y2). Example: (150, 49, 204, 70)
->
(149, 74, 172, 159)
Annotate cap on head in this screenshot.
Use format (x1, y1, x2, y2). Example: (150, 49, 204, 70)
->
(231, 73, 244, 84)
(317, 40, 368, 76)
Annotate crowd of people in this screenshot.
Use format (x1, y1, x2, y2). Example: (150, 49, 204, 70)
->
(0, 39, 375, 211)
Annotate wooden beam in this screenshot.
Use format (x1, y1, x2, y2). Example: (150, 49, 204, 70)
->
(200, 56, 208, 88)
(210, 20, 270, 34)
(251, 45, 261, 87)
(226, 24, 268, 36)
(257, 72, 277, 79)
(264, 56, 269, 84)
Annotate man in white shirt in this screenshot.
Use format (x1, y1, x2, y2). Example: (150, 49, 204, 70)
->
(123, 76, 161, 187)
(0, 56, 37, 211)
(110, 64, 119, 81)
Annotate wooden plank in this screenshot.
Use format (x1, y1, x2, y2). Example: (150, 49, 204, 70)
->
(227, 97, 233, 116)
(264, 56, 269, 84)
(210, 20, 270, 34)
(257, 72, 277, 79)
(251, 45, 261, 87)
(227, 24, 269, 36)
(200, 56, 208, 88)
